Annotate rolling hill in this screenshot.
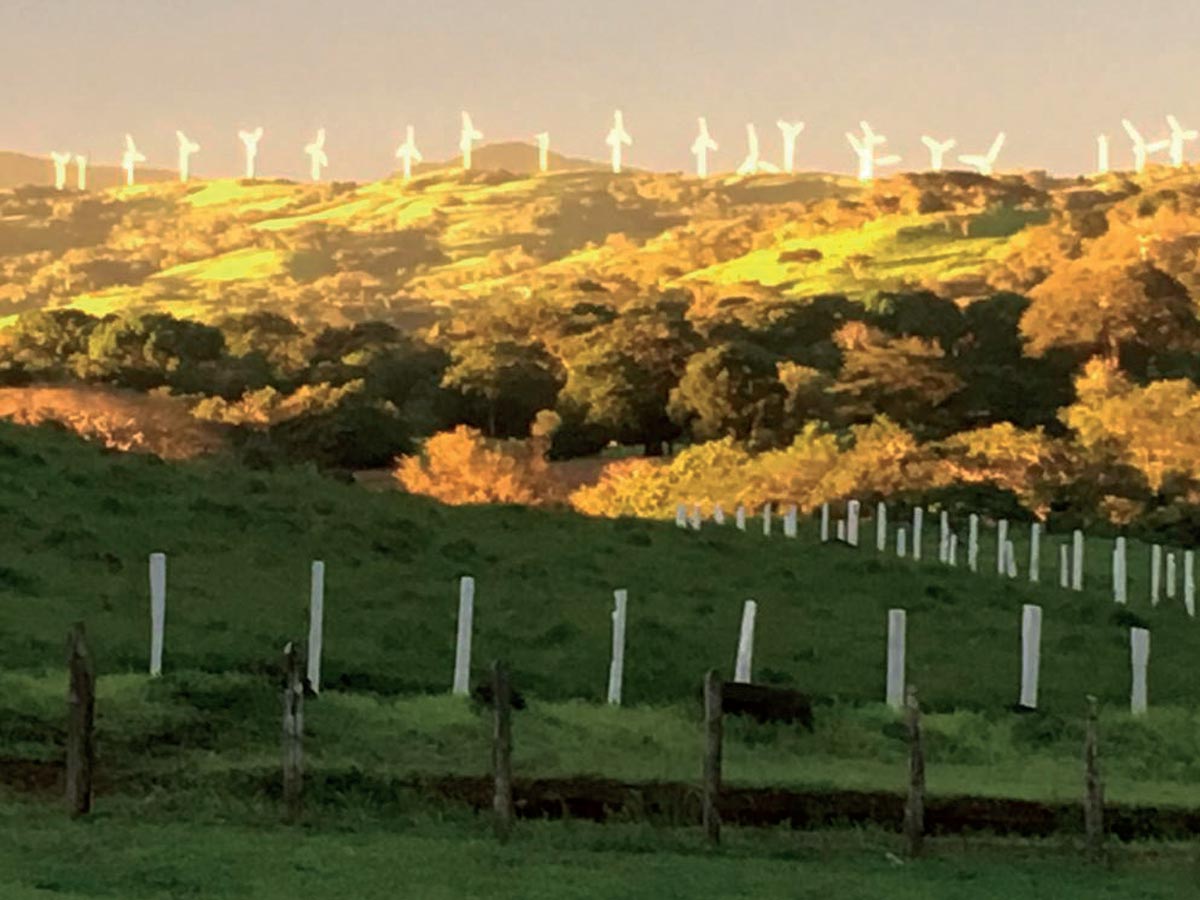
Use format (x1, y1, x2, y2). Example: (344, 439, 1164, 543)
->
(0, 150, 176, 191)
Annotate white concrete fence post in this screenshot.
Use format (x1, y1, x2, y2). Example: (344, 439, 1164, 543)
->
(1130, 627, 1150, 716)
(1029, 523, 1041, 583)
(876, 502, 888, 552)
(736, 505, 746, 531)
(1151, 544, 1162, 606)
(784, 504, 798, 539)
(897, 528, 908, 558)
(149, 552, 166, 677)
(1186, 550, 1196, 618)
(713, 503, 726, 526)
(307, 560, 325, 694)
(847, 500, 861, 547)
(1019, 604, 1042, 709)
(452, 576, 475, 696)
(689, 505, 702, 531)
(675, 504, 687, 529)
(607, 589, 628, 705)
(734, 600, 757, 684)
(1167, 552, 1177, 601)
(1059, 544, 1070, 589)
(938, 510, 950, 564)
(967, 514, 979, 573)
(886, 609, 907, 711)
(996, 519, 1009, 576)
(820, 503, 830, 543)
(912, 508, 924, 562)
(1072, 530, 1085, 591)
(762, 503, 773, 538)
(1113, 537, 1127, 605)
(1005, 540, 1018, 579)
(948, 532, 958, 567)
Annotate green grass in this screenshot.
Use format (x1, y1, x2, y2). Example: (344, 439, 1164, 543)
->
(0, 800, 1196, 900)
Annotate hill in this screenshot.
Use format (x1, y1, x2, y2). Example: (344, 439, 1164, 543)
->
(0, 150, 177, 191)
(415, 139, 606, 175)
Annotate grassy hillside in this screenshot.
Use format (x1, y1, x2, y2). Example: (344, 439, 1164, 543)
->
(2, 420, 1197, 713)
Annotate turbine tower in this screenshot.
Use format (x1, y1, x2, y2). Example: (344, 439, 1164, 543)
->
(605, 110, 632, 174)
(50, 152, 72, 190)
(691, 117, 717, 178)
(1097, 134, 1110, 175)
(459, 112, 483, 170)
(1122, 119, 1170, 173)
(920, 135, 957, 172)
(958, 132, 1006, 176)
(395, 125, 422, 182)
(535, 132, 550, 174)
(121, 134, 145, 187)
(238, 127, 264, 180)
(305, 128, 328, 182)
(74, 154, 88, 191)
(846, 121, 899, 182)
(176, 131, 200, 183)
(776, 120, 805, 173)
(737, 124, 780, 175)
(1166, 115, 1198, 168)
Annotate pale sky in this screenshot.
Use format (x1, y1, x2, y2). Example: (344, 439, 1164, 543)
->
(3, 0, 1199, 181)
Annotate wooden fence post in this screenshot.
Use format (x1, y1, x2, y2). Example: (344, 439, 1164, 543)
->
(1083, 695, 1104, 862)
(65, 622, 95, 818)
(903, 685, 925, 858)
(492, 660, 515, 842)
(702, 670, 723, 846)
(281, 641, 304, 822)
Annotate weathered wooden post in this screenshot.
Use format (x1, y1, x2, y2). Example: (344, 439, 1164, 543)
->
(734, 600, 757, 684)
(1029, 522, 1041, 583)
(1019, 605, 1042, 709)
(148, 552, 166, 677)
(967, 514, 979, 572)
(996, 519, 1008, 575)
(1151, 544, 1162, 606)
(452, 576, 475, 696)
(912, 508, 924, 561)
(607, 589, 627, 705)
(886, 609, 907, 710)
(702, 670, 723, 846)
(1130, 628, 1150, 716)
(1083, 696, 1104, 862)
(903, 685, 925, 858)
(1072, 530, 1085, 591)
(876, 501, 887, 552)
(492, 660, 515, 843)
(281, 641, 304, 822)
(66, 623, 95, 818)
(307, 560, 325, 695)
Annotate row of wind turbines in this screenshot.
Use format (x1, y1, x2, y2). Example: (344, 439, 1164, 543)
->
(44, 111, 1199, 191)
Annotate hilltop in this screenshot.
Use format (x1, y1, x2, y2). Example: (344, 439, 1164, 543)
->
(0, 151, 176, 192)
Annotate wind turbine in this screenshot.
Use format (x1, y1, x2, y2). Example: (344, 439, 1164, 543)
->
(1097, 135, 1110, 174)
(737, 124, 780, 175)
(1122, 119, 1170, 173)
(1166, 115, 1198, 168)
(605, 110, 632, 174)
(395, 125, 422, 182)
(176, 131, 200, 183)
(846, 121, 900, 182)
(74, 154, 88, 191)
(776, 120, 805, 173)
(920, 135, 957, 172)
(121, 134, 145, 186)
(50, 152, 72, 190)
(958, 132, 1006, 176)
(459, 112, 483, 170)
(691, 117, 718, 178)
(238, 127, 264, 180)
(535, 132, 550, 173)
(305, 128, 328, 182)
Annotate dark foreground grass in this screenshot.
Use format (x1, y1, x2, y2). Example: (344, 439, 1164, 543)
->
(0, 422, 1198, 714)
(1, 799, 1198, 900)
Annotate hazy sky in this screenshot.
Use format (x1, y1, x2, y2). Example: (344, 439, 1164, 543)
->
(4, 0, 1199, 181)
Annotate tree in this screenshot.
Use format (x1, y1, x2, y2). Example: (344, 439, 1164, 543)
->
(84, 313, 225, 391)
(668, 341, 788, 446)
(442, 339, 562, 438)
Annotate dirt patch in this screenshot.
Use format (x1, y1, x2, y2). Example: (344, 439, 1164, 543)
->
(0, 757, 61, 793)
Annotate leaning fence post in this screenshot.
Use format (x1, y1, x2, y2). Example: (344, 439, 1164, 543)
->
(702, 670, 723, 846)
(148, 552, 166, 676)
(904, 684, 925, 858)
(281, 641, 304, 822)
(492, 660, 515, 843)
(1083, 695, 1104, 862)
(65, 622, 95, 818)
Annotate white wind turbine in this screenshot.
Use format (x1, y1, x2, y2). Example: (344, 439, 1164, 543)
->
(691, 117, 718, 178)
(395, 125, 422, 182)
(74, 154, 88, 191)
(606, 110, 632, 174)
(176, 131, 200, 183)
(1122, 119, 1170, 173)
(737, 124, 780, 175)
(460, 112, 483, 170)
(776, 120, 805, 173)
(121, 134, 145, 186)
(50, 152, 72, 190)
(535, 132, 550, 173)
(846, 121, 900, 182)
(1097, 134, 1110, 174)
(305, 128, 328, 181)
(238, 127, 264, 180)
(958, 132, 1006, 176)
(920, 135, 957, 172)
(1166, 115, 1198, 168)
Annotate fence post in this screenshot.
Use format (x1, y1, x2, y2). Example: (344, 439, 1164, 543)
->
(967, 513, 979, 572)
(996, 519, 1008, 575)
(148, 552, 166, 676)
(1072, 530, 1085, 591)
(1019, 605, 1042, 709)
(452, 576, 475, 696)
(281, 641, 304, 822)
(1029, 522, 1041, 583)
(65, 622, 95, 818)
(307, 561, 325, 695)
(1083, 695, 1104, 862)
(702, 670, 723, 846)
(492, 660, 515, 843)
(904, 685, 925, 858)
(876, 502, 887, 552)
(820, 502, 830, 542)
(912, 508, 923, 561)
(734, 600, 757, 684)
(1130, 628, 1150, 715)
(607, 589, 627, 705)
(886, 609, 907, 710)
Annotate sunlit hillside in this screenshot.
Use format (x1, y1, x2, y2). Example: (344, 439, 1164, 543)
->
(6, 144, 1176, 330)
